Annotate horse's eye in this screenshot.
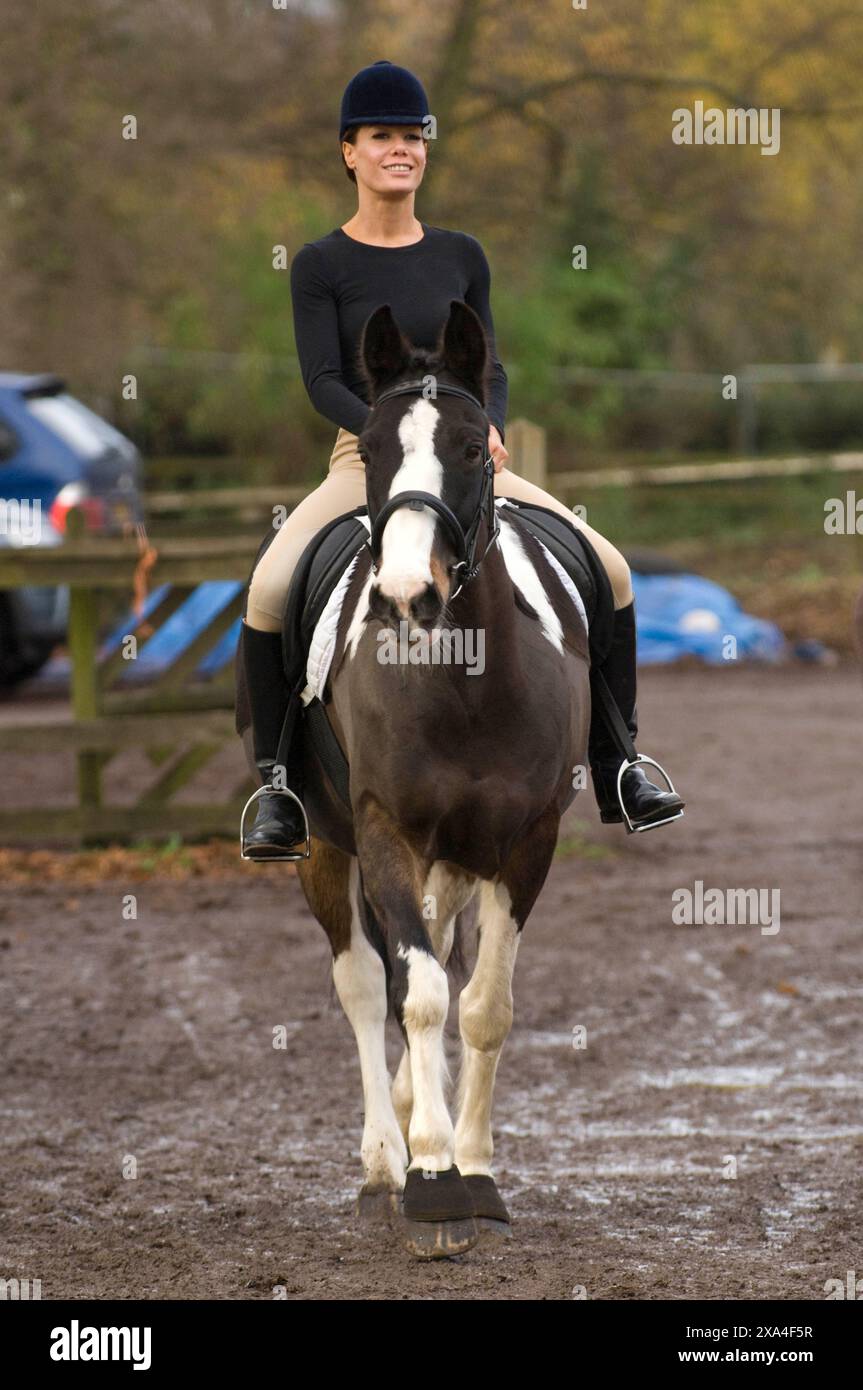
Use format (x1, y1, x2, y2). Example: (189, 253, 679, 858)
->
(358, 449, 369, 464)
(466, 443, 483, 461)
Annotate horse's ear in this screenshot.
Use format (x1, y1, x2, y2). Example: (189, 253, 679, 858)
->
(360, 305, 412, 396)
(440, 300, 489, 403)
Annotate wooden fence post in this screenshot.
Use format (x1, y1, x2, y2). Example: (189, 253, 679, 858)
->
(507, 418, 547, 489)
(68, 583, 102, 814)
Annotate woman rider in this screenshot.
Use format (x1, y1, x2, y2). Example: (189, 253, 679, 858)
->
(241, 60, 684, 859)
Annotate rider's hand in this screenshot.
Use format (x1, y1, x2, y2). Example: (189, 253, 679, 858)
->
(489, 424, 508, 473)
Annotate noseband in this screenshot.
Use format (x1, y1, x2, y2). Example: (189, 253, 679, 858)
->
(365, 380, 500, 601)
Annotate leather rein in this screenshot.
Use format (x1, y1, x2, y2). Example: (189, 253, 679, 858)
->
(365, 380, 500, 601)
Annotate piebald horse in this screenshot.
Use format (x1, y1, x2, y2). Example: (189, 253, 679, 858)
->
(296, 300, 590, 1258)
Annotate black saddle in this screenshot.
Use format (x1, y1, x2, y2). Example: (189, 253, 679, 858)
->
(237, 499, 617, 810)
(281, 504, 371, 682)
(235, 505, 369, 754)
(276, 506, 370, 807)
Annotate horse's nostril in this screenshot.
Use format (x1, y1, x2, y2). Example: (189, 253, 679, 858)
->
(373, 572, 437, 621)
(409, 582, 441, 622)
(369, 586, 396, 620)
(369, 585, 410, 627)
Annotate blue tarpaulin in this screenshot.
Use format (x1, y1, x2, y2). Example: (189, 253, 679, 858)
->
(631, 571, 785, 665)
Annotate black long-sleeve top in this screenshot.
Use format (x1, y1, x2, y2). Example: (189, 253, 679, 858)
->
(290, 224, 508, 441)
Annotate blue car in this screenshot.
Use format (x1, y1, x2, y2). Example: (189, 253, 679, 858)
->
(0, 373, 142, 685)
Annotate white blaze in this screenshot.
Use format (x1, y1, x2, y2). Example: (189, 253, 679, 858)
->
(374, 400, 443, 613)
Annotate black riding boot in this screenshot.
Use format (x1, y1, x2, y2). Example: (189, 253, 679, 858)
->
(240, 621, 307, 860)
(589, 601, 685, 831)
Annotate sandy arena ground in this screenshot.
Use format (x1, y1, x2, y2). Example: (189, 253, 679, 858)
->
(1, 664, 861, 1299)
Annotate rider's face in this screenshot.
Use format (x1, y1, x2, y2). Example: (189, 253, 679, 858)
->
(343, 125, 428, 194)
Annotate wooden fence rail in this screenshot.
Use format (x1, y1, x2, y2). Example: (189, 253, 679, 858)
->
(143, 440, 863, 523)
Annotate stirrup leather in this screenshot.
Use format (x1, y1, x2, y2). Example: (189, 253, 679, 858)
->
(239, 783, 311, 861)
(616, 754, 684, 835)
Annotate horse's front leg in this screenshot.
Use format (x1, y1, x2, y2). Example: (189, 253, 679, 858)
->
(391, 867, 477, 1150)
(454, 808, 560, 1233)
(356, 799, 478, 1259)
(330, 859, 408, 1217)
(453, 878, 519, 1233)
(299, 841, 405, 1214)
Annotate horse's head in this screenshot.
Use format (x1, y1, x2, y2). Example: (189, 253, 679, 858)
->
(358, 300, 493, 625)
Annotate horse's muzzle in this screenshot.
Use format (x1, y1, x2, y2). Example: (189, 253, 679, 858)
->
(369, 577, 443, 626)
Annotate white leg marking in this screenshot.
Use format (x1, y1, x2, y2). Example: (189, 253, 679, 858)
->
(332, 861, 407, 1190)
(392, 864, 478, 1145)
(399, 944, 454, 1172)
(497, 517, 565, 651)
(375, 400, 443, 613)
(454, 879, 520, 1177)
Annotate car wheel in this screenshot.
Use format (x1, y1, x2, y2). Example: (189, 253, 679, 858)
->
(0, 593, 55, 688)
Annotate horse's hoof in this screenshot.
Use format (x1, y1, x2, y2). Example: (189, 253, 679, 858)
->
(402, 1166, 478, 1260)
(463, 1172, 512, 1237)
(356, 1185, 402, 1225)
(476, 1216, 513, 1238)
(403, 1216, 478, 1260)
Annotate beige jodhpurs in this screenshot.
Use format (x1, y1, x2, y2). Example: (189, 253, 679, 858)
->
(246, 428, 633, 632)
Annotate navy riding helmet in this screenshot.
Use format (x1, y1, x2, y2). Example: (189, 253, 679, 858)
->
(339, 60, 429, 140)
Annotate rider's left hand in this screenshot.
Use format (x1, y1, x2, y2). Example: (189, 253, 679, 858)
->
(489, 424, 509, 473)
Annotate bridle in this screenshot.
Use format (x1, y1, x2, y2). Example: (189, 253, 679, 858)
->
(365, 379, 500, 601)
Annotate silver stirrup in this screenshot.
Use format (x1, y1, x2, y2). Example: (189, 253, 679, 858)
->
(616, 754, 684, 835)
(239, 784, 311, 861)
